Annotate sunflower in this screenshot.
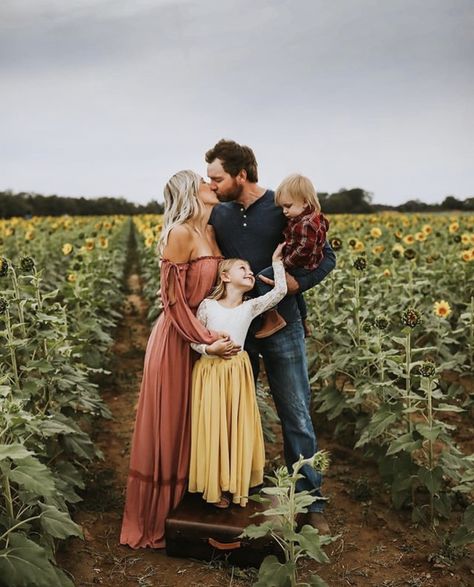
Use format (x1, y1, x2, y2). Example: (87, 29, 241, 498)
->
(372, 245, 385, 255)
(433, 300, 451, 318)
(392, 243, 405, 256)
(67, 273, 77, 283)
(461, 233, 470, 245)
(62, 243, 73, 255)
(144, 236, 155, 248)
(415, 232, 426, 242)
(383, 268, 391, 277)
(422, 224, 433, 235)
(370, 227, 382, 239)
(448, 222, 459, 234)
(354, 240, 365, 252)
(98, 236, 109, 249)
(85, 238, 95, 251)
(25, 230, 35, 241)
(403, 234, 415, 245)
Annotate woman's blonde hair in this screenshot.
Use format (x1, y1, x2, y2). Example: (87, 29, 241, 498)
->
(208, 258, 248, 300)
(157, 170, 202, 254)
(275, 174, 321, 213)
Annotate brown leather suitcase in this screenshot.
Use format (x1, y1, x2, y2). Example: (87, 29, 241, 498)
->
(165, 492, 283, 567)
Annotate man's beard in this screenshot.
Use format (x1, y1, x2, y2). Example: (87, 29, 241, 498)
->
(216, 182, 243, 203)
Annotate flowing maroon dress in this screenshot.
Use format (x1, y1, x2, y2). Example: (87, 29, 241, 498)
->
(120, 256, 222, 549)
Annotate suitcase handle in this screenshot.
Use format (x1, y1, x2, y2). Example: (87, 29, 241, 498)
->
(208, 537, 242, 551)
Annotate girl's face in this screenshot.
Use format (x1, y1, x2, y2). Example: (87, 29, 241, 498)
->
(224, 260, 255, 291)
(278, 193, 308, 218)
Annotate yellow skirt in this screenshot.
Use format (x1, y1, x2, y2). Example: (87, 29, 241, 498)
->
(188, 351, 265, 507)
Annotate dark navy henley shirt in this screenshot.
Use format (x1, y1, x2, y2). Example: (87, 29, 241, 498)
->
(209, 190, 336, 324)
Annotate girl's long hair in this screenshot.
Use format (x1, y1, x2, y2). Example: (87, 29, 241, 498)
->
(208, 258, 245, 301)
(157, 170, 202, 255)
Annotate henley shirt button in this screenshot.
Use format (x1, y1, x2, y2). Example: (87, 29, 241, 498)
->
(243, 223, 247, 227)
(243, 214, 247, 218)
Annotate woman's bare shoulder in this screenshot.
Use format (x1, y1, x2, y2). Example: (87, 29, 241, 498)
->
(162, 224, 194, 263)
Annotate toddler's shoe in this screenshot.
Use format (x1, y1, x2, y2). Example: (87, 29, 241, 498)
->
(255, 309, 287, 338)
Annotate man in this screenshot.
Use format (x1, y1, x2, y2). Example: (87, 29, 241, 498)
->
(206, 139, 336, 533)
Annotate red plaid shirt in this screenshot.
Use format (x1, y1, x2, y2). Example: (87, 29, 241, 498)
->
(283, 208, 329, 270)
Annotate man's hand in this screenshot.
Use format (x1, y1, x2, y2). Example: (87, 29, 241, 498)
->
(258, 272, 299, 295)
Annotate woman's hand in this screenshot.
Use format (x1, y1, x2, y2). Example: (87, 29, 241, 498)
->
(206, 338, 241, 360)
(272, 242, 286, 262)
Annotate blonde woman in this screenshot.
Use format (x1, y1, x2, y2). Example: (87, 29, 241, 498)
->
(120, 170, 239, 549)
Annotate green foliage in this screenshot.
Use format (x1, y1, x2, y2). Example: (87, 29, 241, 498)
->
(306, 212, 474, 542)
(242, 452, 335, 587)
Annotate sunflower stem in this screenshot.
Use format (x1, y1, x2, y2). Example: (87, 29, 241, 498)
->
(10, 266, 26, 339)
(5, 309, 21, 392)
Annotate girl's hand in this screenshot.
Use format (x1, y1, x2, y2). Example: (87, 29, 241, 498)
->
(272, 242, 286, 262)
(215, 331, 230, 340)
(206, 338, 241, 360)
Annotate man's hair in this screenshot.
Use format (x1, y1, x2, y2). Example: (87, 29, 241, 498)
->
(205, 139, 258, 183)
(275, 174, 321, 213)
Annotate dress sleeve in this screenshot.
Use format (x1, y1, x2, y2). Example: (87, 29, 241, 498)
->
(160, 261, 218, 345)
(190, 300, 210, 355)
(248, 260, 287, 318)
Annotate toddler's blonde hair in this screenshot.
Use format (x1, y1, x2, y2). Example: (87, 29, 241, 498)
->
(208, 258, 250, 301)
(275, 174, 321, 213)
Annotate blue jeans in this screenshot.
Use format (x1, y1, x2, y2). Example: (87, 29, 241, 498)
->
(256, 265, 308, 320)
(245, 319, 324, 512)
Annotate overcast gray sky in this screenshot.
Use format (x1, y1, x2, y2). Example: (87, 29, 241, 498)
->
(1, 0, 473, 205)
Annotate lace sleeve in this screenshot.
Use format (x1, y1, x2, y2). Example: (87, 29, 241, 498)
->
(190, 300, 209, 355)
(248, 260, 287, 319)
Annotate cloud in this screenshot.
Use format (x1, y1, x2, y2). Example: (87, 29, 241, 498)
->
(0, 0, 473, 204)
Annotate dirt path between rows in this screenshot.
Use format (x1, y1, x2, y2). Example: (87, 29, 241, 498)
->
(58, 233, 473, 587)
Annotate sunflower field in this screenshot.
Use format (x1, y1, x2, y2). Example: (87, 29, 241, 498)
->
(0, 216, 131, 586)
(0, 211, 473, 586)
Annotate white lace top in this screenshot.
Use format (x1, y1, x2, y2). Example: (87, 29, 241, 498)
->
(191, 260, 287, 356)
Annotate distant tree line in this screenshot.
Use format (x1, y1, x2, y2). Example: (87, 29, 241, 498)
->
(319, 189, 474, 214)
(0, 189, 472, 219)
(0, 191, 164, 218)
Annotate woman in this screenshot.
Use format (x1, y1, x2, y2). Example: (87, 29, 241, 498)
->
(120, 170, 239, 549)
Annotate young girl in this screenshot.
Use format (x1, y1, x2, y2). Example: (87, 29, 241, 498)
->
(188, 243, 287, 508)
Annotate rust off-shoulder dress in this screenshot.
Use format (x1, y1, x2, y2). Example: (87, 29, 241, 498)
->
(120, 256, 222, 549)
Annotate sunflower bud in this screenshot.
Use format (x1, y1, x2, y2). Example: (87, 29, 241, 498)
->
(0, 297, 8, 315)
(311, 450, 331, 472)
(20, 256, 35, 273)
(403, 248, 417, 261)
(418, 361, 436, 378)
(330, 237, 342, 251)
(375, 315, 389, 330)
(0, 257, 9, 277)
(363, 319, 374, 333)
(373, 257, 382, 267)
(353, 257, 367, 271)
(401, 308, 421, 328)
